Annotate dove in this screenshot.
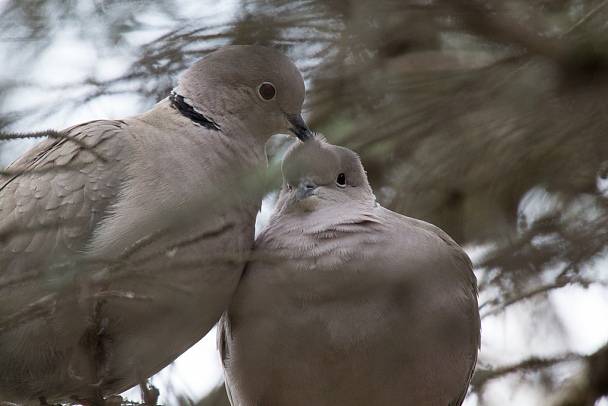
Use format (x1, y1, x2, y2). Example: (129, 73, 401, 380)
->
(219, 136, 480, 406)
(0, 45, 312, 405)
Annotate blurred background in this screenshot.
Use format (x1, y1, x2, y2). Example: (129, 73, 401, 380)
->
(1, 0, 608, 405)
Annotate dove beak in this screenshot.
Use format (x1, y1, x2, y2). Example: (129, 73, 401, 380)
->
(285, 113, 313, 142)
(296, 179, 318, 200)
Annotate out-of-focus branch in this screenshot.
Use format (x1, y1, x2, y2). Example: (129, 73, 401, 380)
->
(471, 353, 583, 391)
(563, 0, 608, 36)
(437, 0, 607, 73)
(545, 343, 608, 406)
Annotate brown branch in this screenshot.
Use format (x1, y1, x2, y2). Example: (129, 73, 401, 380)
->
(471, 353, 583, 390)
(0, 293, 57, 333)
(479, 276, 602, 318)
(563, 0, 608, 36)
(437, 0, 586, 72)
(546, 343, 608, 406)
(0, 130, 108, 163)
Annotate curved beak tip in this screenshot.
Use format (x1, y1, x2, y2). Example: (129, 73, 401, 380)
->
(286, 113, 313, 142)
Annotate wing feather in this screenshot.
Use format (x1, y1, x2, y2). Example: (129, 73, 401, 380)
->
(0, 121, 129, 278)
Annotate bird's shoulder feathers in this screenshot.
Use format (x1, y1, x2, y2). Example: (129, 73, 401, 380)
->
(0, 120, 130, 277)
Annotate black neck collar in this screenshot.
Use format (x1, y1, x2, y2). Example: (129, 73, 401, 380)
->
(169, 91, 221, 131)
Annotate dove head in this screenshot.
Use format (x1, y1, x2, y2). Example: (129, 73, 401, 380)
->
(279, 136, 375, 212)
(174, 45, 312, 142)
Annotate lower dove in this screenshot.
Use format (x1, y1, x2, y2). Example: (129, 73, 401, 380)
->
(219, 136, 480, 406)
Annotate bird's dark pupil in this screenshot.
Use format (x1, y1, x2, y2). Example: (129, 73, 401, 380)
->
(337, 173, 346, 185)
(259, 83, 276, 100)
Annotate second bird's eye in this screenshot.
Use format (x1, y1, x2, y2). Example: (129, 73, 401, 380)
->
(258, 82, 276, 101)
(336, 173, 346, 187)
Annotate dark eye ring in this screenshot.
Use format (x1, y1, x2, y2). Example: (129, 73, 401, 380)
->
(286, 184, 293, 191)
(258, 82, 276, 101)
(336, 173, 346, 187)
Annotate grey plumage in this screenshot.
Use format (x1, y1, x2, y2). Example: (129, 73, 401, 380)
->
(219, 136, 480, 406)
(0, 45, 311, 405)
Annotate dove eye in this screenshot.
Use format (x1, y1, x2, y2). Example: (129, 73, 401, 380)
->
(258, 82, 276, 101)
(336, 173, 346, 188)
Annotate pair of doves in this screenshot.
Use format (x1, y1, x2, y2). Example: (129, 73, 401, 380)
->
(0, 45, 480, 406)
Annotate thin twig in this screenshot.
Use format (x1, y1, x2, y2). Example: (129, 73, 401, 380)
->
(562, 0, 608, 36)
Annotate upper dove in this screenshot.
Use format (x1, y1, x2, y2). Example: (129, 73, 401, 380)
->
(219, 136, 480, 406)
(0, 45, 312, 405)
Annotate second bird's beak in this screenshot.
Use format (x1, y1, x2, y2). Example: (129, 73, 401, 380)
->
(285, 113, 313, 142)
(296, 179, 318, 201)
